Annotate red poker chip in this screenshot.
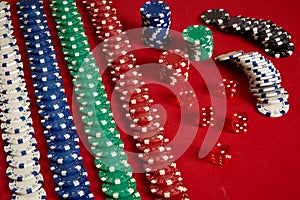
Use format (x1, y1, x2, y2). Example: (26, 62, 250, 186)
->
(84, 0, 112, 7)
(134, 132, 164, 145)
(159, 49, 190, 74)
(138, 146, 173, 164)
(92, 16, 118, 25)
(107, 53, 136, 65)
(136, 138, 169, 153)
(97, 29, 123, 41)
(109, 62, 135, 73)
(148, 162, 177, 175)
(103, 32, 129, 45)
(92, 8, 117, 19)
(154, 191, 190, 200)
(146, 169, 182, 185)
(133, 127, 164, 140)
(97, 22, 123, 32)
(102, 44, 130, 59)
(129, 105, 151, 115)
(150, 182, 185, 198)
(103, 39, 130, 51)
(131, 113, 160, 126)
(130, 118, 161, 133)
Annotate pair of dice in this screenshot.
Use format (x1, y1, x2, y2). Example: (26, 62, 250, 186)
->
(200, 107, 248, 134)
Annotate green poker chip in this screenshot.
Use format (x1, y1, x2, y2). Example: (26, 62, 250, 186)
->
(94, 152, 129, 172)
(102, 177, 137, 199)
(50, 0, 74, 6)
(106, 192, 141, 200)
(91, 138, 124, 157)
(99, 163, 132, 185)
(84, 124, 116, 137)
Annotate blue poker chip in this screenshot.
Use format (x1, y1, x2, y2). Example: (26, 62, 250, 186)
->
(24, 31, 52, 41)
(39, 110, 72, 123)
(55, 181, 91, 199)
(34, 89, 65, 101)
(28, 44, 54, 55)
(53, 168, 88, 187)
(41, 117, 73, 131)
(47, 134, 79, 151)
(17, 8, 43, 18)
(34, 81, 63, 92)
(50, 156, 83, 176)
(44, 126, 77, 141)
(30, 61, 58, 72)
(29, 53, 56, 64)
(36, 98, 69, 111)
(17, 0, 42, 9)
(140, 1, 170, 19)
(20, 22, 48, 33)
(25, 39, 51, 49)
(47, 145, 80, 164)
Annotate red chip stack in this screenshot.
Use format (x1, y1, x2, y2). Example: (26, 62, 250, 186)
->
(82, 1, 190, 199)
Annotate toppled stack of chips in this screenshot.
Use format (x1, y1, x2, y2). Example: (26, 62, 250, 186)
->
(215, 50, 289, 117)
(17, 0, 94, 199)
(0, 2, 46, 199)
(49, 0, 141, 199)
(201, 9, 294, 58)
(182, 25, 214, 61)
(140, 1, 171, 48)
(81, 1, 190, 199)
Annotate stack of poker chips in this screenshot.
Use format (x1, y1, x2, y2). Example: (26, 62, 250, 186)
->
(81, 1, 190, 199)
(17, 0, 94, 199)
(49, 0, 141, 199)
(140, 1, 171, 48)
(182, 25, 214, 61)
(201, 9, 294, 58)
(0, 2, 46, 199)
(215, 50, 289, 118)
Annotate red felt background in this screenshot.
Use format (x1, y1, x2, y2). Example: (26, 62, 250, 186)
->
(1, 0, 300, 200)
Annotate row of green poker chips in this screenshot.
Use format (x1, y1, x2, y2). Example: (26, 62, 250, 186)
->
(182, 25, 214, 61)
(82, 1, 190, 198)
(49, 0, 141, 199)
(0, 2, 46, 198)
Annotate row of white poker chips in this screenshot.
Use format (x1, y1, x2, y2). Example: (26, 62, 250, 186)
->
(50, 0, 141, 198)
(17, 0, 94, 199)
(0, 2, 46, 199)
(215, 50, 289, 117)
(85, 1, 189, 198)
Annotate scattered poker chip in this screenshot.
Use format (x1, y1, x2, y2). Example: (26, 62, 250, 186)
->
(102, 177, 136, 198)
(6, 162, 41, 181)
(256, 100, 289, 117)
(214, 50, 244, 61)
(11, 187, 46, 200)
(201, 9, 229, 25)
(9, 173, 43, 195)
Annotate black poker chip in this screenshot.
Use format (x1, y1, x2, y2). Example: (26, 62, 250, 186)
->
(201, 8, 229, 25)
(219, 15, 245, 32)
(265, 42, 294, 58)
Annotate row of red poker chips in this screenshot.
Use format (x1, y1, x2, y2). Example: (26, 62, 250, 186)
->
(81, 0, 190, 199)
(0, 2, 46, 198)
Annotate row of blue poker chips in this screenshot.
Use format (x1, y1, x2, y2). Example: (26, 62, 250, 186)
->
(0, 2, 46, 198)
(17, 1, 94, 199)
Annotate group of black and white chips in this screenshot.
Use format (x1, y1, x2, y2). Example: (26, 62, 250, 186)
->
(201, 9, 294, 58)
(17, 0, 94, 199)
(215, 50, 289, 117)
(0, 1, 46, 199)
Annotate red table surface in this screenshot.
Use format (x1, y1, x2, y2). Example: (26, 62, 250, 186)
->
(1, 0, 300, 199)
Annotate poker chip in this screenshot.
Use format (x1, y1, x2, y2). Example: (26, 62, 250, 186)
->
(6, 162, 41, 181)
(256, 100, 289, 117)
(4, 137, 37, 156)
(201, 9, 229, 25)
(150, 182, 185, 198)
(102, 177, 136, 198)
(50, 156, 83, 176)
(99, 164, 132, 185)
(214, 50, 244, 61)
(9, 173, 43, 195)
(146, 169, 182, 186)
(264, 42, 294, 58)
(11, 187, 46, 200)
(53, 168, 88, 187)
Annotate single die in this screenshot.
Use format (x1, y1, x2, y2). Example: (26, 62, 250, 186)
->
(205, 142, 231, 166)
(219, 78, 237, 99)
(231, 112, 248, 133)
(199, 106, 215, 128)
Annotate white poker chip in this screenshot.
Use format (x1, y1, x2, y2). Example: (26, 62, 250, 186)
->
(7, 149, 40, 168)
(2, 129, 34, 144)
(9, 173, 43, 195)
(256, 100, 289, 117)
(215, 50, 244, 61)
(252, 87, 284, 98)
(6, 162, 41, 181)
(4, 137, 37, 156)
(257, 91, 289, 104)
(11, 187, 46, 200)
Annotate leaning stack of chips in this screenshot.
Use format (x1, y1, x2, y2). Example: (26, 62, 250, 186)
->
(215, 50, 289, 117)
(140, 1, 171, 49)
(49, 0, 141, 199)
(201, 9, 294, 58)
(17, 0, 94, 199)
(0, 2, 46, 199)
(182, 25, 214, 61)
(81, 1, 190, 198)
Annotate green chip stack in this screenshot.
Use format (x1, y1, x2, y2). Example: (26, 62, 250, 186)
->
(49, 0, 141, 199)
(182, 25, 214, 61)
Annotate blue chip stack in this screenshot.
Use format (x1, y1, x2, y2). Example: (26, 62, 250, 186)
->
(17, 0, 94, 199)
(140, 1, 171, 48)
(0, 1, 46, 199)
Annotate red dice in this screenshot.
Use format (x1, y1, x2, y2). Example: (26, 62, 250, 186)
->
(205, 142, 231, 166)
(231, 112, 248, 133)
(219, 78, 237, 99)
(199, 106, 214, 128)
